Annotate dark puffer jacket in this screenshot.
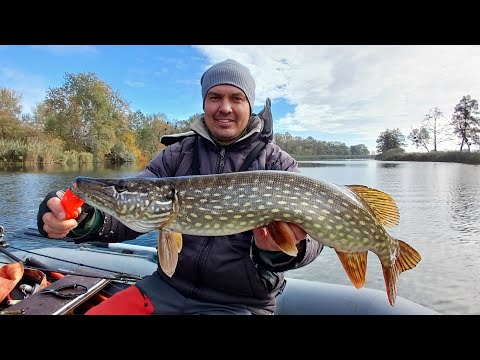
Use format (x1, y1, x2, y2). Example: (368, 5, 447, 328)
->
(71, 111, 323, 314)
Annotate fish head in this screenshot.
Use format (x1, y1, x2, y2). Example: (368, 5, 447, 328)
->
(72, 176, 176, 233)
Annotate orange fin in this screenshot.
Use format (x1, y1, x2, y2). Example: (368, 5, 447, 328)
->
(157, 229, 183, 277)
(266, 222, 298, 256)
(381, 239, 422, 306)
(346, 185, 399, 227)
(335, 250, 368, 289)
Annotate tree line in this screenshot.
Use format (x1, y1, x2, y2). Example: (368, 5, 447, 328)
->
(376, 96, 480, 154)
(0, 72, 371, 165)
(2, 72, 478, 166)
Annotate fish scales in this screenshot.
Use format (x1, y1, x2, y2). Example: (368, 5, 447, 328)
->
(170, 172, 391, 258)
(72, 170, 421, 306)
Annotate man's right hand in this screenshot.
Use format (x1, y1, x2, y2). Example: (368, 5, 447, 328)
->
(38, 191, 82, 239)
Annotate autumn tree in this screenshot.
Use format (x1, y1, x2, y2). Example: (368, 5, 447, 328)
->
(0, 88, 23, 139)
(450, 95, 480, 152)
(42, 73, 130, 160)
(174, 113, 202, 133)
(376, 128, 406, 153)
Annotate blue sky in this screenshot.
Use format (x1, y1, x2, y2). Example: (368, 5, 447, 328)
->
(1, 45, 480, 152)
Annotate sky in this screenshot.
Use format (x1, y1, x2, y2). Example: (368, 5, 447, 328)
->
(1, 45, 479, 153)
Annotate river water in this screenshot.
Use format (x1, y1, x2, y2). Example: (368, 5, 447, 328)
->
(1, 160, 479, 315)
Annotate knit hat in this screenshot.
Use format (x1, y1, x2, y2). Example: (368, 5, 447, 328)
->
(201, 59, 256, 113)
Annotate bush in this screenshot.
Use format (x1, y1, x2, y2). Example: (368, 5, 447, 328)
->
(375, 148, 406, 160)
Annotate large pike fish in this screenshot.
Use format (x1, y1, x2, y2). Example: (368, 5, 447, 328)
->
(71, 170, 421, 306)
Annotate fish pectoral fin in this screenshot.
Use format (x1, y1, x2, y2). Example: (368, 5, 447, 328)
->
(169, 231, 183, 253)
(265, 222, 298, 257)
(157, 229, 183, 277)
(335, 250, 368, 289)
(346, 185, 400, 227)
(381, 239, 422, 307)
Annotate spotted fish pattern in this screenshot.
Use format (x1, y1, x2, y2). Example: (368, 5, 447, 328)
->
(72, 170, 421, 306)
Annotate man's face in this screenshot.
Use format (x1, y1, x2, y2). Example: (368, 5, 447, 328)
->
(203, 84, 251, 144)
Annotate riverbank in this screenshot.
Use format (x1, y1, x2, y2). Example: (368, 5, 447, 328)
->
(375, 150, 480, 165)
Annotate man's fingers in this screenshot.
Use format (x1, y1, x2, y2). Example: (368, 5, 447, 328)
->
(46, 197, 66, 220)
(252, 227, 267, 240)
(287, 223, 307, 240)
(42, 212, 78, 232)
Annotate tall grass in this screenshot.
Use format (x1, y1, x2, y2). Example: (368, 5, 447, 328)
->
(0, 139, 94, 165)
(376, 149, 480, 165)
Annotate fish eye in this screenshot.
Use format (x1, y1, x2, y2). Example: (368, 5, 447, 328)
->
(115, 180, 128, 193)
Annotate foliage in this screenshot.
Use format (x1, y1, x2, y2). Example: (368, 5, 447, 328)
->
(422, 107, 451, 151)
(173, 113, 201, 132)
(450, 95, 480, 152)
(375, 147, 406, 160)
(408, 127, 431, 152)
(42, 73, 130, 160)
(274, 133, 361, 156)
(376, 150, 480, 165)
(0, 88, 23, 140)
(133, 111, 178, 161)
(350, 144, 369, 155)
(376, 128, 406, 154)
(0, 138, 64, 164)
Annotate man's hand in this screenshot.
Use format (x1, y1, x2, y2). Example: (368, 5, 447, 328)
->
(253, 222, 306, 252)
(41, 192, 82, 238)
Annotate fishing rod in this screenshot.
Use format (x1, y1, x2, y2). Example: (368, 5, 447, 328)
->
(0, 259, 142, 281)
(0, 225, 24, 263)
(1, 225, 144, 282)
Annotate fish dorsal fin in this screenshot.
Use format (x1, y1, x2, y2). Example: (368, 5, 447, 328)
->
(157, 229, 183, 277)
(335, 250, 368, 289)
(265, 221, 298, 256)
(346, 185, 399, 227)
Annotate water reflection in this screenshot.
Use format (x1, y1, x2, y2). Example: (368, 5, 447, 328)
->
(298, 162, 346, 167)
(448, 168, 480, 242)
(378, 162, 401, 169)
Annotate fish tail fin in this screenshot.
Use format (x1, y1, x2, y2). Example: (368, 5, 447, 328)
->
(381, 239, 422, 306)
(335, 250, 368, 289)
(157, 229, 183, 277)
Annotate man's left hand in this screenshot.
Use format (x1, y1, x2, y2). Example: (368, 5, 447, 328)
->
(252, 222, 306, 252)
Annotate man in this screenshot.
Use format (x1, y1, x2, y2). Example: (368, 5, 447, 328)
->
(37, 59, 323, 315)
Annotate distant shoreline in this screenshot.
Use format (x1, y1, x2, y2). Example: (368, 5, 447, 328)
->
(294, 151, 480, 165)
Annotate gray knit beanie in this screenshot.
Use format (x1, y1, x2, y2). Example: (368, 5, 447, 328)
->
(201, 59, 256, 113)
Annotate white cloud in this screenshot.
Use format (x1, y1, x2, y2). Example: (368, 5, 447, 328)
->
(0, 66, 47, 114)
(194, 45, 480, 151)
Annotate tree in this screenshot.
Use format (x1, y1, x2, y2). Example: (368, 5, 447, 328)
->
(174, 113, 202, 132)
(43, 73, 130, 160)
(376, 128, 406, 154)
(408, 127, 430, 152)
(423, 107, 451, 151)
(450, 95, 480, 152)
(350, 144, 369, 155)
(0, 88, 23, 139)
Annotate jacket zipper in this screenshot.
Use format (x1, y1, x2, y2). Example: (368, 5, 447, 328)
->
(217, 147, 226, 173)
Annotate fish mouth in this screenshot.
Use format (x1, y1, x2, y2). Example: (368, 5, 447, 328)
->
(71, 177, 117, 210)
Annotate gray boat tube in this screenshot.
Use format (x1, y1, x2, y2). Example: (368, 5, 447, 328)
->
(1, 244, 441, 315)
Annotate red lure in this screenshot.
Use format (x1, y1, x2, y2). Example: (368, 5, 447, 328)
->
(61, 185, 84, 220)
